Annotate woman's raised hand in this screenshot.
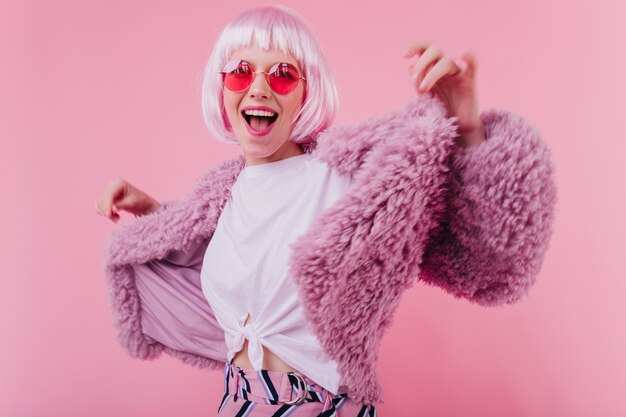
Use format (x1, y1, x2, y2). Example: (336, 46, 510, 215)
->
(93, 178, 161, 223)
(404, 41, 486, 148)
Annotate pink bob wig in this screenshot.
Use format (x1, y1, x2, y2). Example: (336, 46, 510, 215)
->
(201, 5, 339, 146)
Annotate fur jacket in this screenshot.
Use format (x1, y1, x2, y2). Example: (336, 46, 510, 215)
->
(102, 93, 557, 406)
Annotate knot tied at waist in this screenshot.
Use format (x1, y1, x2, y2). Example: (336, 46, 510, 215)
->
(233, 322, 265, 370)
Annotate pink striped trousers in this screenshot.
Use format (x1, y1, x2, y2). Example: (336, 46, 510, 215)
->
(216, 360, 379, 417)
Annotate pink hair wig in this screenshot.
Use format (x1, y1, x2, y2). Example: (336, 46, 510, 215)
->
(201, 5, 339, 146)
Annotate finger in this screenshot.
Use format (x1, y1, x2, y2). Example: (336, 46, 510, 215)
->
(410, 46, 443, 89)
(96, 199, 108, 217)
(94, 199, 102, 216)
(107, 179, 127, 216)
(458, 52, 477, 77)
(453, 58, 468, 75)
(418, 57, 458, 92)
(403, 40, 431, 58)
(106, 199, 117, 218)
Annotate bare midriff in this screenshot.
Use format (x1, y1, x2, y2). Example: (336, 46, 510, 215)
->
(232, 313, 298, 372)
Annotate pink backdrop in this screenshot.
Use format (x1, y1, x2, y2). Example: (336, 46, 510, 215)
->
(2, 0, 625, 416)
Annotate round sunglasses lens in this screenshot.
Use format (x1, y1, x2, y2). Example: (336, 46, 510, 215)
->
(268, 63, 300, 94)
(223, 62, 253, 92)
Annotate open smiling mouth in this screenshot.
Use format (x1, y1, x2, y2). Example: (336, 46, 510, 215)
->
(242, 110, 279, 133)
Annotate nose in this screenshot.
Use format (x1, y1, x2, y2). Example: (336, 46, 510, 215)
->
(248, 72, 272, 99)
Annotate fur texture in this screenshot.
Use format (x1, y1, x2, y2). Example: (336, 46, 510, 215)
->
(102, 93, 557, 406)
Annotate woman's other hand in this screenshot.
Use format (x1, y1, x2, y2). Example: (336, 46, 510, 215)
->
(93, 178, 161, 223)
(405, 41, 486, 148)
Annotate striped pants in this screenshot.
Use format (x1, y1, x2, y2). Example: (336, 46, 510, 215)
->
(217, 360, 379, 416)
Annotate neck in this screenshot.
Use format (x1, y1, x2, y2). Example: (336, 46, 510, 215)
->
(244, 140, 304, 166)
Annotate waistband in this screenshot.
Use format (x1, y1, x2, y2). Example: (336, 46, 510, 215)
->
(220, 360, 350, 413)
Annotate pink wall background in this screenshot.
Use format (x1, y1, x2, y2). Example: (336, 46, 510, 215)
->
(2, 0, 625, 416)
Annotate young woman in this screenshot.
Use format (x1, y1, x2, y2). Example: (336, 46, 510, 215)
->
(95, 5, 556, 416)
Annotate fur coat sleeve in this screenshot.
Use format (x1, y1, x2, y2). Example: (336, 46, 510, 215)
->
(417, 108, 557, 306)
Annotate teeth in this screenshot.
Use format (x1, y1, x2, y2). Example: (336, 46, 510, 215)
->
(243, 109, 277, 117)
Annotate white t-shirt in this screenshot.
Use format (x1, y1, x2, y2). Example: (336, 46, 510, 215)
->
(200, 152, 353, 395)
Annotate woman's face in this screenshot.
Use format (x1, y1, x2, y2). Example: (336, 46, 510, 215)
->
(222, 44, 306, 166)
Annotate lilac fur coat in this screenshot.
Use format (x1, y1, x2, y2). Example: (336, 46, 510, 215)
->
(102, 94, 557, 406)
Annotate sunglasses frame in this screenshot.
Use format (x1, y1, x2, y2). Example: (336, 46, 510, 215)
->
(218, 60, 307, 95)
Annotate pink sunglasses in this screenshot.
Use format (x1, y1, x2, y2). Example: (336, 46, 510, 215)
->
(219, 59, 306, 95)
